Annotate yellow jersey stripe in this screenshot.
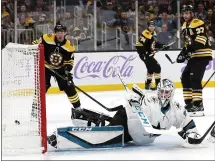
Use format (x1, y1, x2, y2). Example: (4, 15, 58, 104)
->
(195, 39, 206, 45)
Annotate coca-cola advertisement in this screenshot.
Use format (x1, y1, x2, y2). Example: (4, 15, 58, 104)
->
(72, 52, 146, 85)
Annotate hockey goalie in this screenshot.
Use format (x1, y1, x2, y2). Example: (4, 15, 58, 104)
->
(47, 79, 215, 150)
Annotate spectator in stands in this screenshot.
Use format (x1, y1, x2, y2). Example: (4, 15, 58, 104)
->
(24, 12, 36, 28)
(18, 5, 28, 27)
(102, 1, 117, 27)
(195, 2, 207, 20)
(157, 24, 173, 46)
(155, 12, 173, 32)
(2, 5, 10, 19)
(116, 11, 132, 45)
(213, 4, 215, 13)
(25, 0, 35, 11)
(36, 0, 49, 12)
(205, 8, 215, 37)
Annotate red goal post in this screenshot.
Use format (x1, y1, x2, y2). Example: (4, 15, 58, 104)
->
(2, 43, 47, 154)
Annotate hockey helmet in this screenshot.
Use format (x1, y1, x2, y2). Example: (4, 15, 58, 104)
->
(157, 79, 175, 107)
(54, 22, 66, 33)
(182, 5, 195, 13)
(147, 20, 155, 27)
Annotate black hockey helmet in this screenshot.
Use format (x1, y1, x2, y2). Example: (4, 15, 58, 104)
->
(147, 20, 155, 27)
(182, 5, 195, 13)
(54, 21, 66, 33)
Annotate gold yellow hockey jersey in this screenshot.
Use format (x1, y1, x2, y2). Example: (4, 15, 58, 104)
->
(181, 18, 212, 60)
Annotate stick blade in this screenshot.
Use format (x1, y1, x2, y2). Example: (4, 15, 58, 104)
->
(165, 54, 174, 64)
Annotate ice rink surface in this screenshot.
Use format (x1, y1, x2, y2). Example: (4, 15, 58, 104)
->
(2, 88, 215, 160)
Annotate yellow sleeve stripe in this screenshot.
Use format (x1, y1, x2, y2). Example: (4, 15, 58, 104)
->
(195, 37, 206, 42)
(195, 39, 206, 45)
(136, 42, 143, 46)
(196, 48, 212, 52)
(197, 35, 207, 40)
(64, 62, 74, 66)
(32, 40, 39, 45)
(64, 60, 74, 63)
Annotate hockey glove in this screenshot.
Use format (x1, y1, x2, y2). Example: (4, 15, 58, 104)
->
(127, 84, 145, 105)
(65, 71, 74, 86)
(162, 45, 170, 51)
(176, 53, 186, 63)
(64, 64, 73, 72)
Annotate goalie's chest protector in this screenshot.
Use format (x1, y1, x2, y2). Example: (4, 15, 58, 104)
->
(146, 102, 176, 130)
(41, 34, 75, 68)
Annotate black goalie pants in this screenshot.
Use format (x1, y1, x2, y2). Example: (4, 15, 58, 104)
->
(108, 108, 132, 143)
(45, 67, 81, 108)
(181, 59, 210, 107)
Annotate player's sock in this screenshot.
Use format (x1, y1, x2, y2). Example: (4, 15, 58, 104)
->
(154, 76, 161, 90)
(183, 88, 193, 110)
(145, 73, 153, 90)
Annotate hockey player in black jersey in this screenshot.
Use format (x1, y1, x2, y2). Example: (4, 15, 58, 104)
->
(31, 22, 93, 120)
(177, 5, 212, 117)
(136, 21, 169, 90)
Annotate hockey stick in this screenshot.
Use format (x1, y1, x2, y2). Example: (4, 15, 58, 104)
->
(46, 67, 122, 112)
(188, 121, 215, 144)
(117, 73, 181, 135)
(155, 41, 176, 54)
(97, 37, 116, 46)
(165, 54, 176, 64)
(164, 54, 214, 88)
(203, 71, 215, 88)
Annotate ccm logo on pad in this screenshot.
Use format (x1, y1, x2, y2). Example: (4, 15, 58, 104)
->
(71, 127, 92, 131)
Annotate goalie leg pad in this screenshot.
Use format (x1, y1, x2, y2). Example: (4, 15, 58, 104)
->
(49, 126, 124, 150)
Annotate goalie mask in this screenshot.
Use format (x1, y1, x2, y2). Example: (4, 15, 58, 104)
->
(157, 79, 175, 107)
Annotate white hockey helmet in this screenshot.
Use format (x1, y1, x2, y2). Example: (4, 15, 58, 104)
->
(157, 79, 175, 107)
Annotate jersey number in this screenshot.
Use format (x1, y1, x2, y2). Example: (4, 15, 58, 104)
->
(196, 27, 204, 34)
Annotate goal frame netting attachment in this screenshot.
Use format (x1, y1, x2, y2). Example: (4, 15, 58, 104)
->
(2, 43, 47, 154)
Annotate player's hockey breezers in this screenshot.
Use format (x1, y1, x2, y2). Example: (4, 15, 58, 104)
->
(46, 67, 123, 112)
(165, 54, 215, 88)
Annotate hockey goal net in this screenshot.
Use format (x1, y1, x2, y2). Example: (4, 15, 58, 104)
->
(2, 43, 47, 154)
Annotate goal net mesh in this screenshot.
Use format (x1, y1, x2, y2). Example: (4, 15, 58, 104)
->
(2, 43, 47, 154)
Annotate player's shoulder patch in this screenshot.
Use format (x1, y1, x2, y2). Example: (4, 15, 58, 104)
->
(190, 18, 204, 28)
(149, 96, 159, 104)
(62, 40, 75, 53)
(173, 101, 181, 110)
(43, 33, 55, 44)
(142, 29, 152, 39)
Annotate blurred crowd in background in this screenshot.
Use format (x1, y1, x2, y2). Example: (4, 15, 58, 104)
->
(1, 0, 215, 50)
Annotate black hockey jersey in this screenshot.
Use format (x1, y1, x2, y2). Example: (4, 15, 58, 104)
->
(33, 33, 75, 70)
(136, 29, 163, 57)
(181, 18, 212, 60)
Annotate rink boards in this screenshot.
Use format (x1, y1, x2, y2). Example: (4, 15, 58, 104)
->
(47, 50, 215, 94)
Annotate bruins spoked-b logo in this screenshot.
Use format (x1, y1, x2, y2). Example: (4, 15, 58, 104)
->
(49, 47, 63, 68)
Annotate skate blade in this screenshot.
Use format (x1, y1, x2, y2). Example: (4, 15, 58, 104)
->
(188, 111, 205, 117)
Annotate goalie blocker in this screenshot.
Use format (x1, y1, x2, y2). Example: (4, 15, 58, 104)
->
(48, 126, 124, 150)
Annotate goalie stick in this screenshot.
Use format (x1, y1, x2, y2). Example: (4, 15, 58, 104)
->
(117, 73, 181, 135)
(46, 67, 123, 112)
(188, 121, 215, 144)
